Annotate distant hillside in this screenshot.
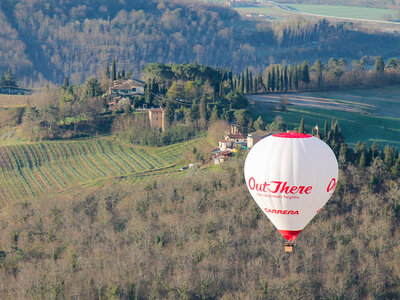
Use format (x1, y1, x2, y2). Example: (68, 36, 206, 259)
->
(2, 0, 400, 84)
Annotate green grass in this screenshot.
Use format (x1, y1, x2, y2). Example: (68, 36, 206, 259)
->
(286, 4, 396, 21)
(0, 137, 212, 205)
(256, 104, 400, 148)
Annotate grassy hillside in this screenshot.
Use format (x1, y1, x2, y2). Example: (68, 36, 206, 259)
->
(286, 4, 397, 21)
(0, 137, 213, 204)
(251, 87, 400, 148)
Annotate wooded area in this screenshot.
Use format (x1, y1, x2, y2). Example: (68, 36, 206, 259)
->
(0, 131, 399, 298)
(1, 0, 400, 84)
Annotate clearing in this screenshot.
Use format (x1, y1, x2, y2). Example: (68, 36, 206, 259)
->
(250, 87, 400, 148)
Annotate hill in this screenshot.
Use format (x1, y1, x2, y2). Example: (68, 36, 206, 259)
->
(0, 154, 399, 298)
(2, 0, 400, 84)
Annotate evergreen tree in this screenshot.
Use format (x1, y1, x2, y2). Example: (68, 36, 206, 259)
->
(199, 96, 208, 121)
(384, 145, 394, 169)
(323, 120, 328, 140)
(210, 105, 219, 123)
(62, 76, 69, 90)
(312, 59, 324, 88)
(283, 66, 288, 91)
(85, 77, 102, 98)
(4, 67, 16, 87)
(298, 117, 305, 133)
(292, 67, 298, 90)
(270, 69, 276, 92)
(111, 58, 117, 81)
(254, 116, 265, 131)
(374, 56, 385, 74)
(247, 117, 254, 133)
(244, 68, 249, 94)
(359, 150, 367, 170)
(105, 63, 110, 79)
(240, 72, 245, 94)
(164, 101, 175, 125)
(301, 61, 310, 85)
(249, 70, 253, 93)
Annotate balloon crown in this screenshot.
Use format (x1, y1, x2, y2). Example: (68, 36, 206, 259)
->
(272, 132, 312, 138)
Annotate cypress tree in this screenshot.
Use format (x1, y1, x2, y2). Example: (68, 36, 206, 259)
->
(270, 69, 276, 92)
(105, 63, 110, 79)
(283, 66, 288, 91)
(210, 105, 219, 123)
(302, 61, 310, 85)
(62, 76, 69, 90)
(323, 120, 328, 140)
(240, 73, 245, 94)
(111, 58, 116, 81)
(299, 118, 305, 133)
(249, 70, 253, 93)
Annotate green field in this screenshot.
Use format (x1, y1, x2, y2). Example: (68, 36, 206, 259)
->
(252, 87, 400, 148)
(0, 137, 212, 204)
(286, 4, 396, 21)
(215, 1, 399, 23)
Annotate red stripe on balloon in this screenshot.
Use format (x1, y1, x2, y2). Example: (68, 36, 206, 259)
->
(273, 133, 312, 138)
(278, 230, 302, 241)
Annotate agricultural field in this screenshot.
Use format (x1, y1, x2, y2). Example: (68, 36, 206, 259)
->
(0, 137, 212, 205)
(286, 3, 398, 22)
(251, 87, 400, 148)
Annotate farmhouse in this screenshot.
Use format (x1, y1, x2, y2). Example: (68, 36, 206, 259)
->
(109, 79, 145, 97)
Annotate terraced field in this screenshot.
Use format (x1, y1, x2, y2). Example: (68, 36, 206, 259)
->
(0, 137, 210, 204)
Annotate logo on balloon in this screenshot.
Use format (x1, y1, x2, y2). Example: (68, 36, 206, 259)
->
(327, 178, 337, 192)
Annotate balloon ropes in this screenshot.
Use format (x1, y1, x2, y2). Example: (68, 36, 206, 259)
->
(244, 132, 338, 252)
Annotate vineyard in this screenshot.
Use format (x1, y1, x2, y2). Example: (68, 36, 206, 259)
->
(0, 137, 210, 205)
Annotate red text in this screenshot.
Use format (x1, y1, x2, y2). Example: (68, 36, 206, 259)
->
(248, 177, 312, 195)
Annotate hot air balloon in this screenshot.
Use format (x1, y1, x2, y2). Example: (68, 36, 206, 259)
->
(244, 132, 338, 252)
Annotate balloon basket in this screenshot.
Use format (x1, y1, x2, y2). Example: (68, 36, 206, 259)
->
(284, 243, 294, 253)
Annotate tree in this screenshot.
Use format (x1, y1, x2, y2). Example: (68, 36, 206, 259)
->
(164, 101, 175, 125)
(265, 116, 286, 133)
(312, 59, 323, 88)
(323, 120, 328, 140)
(234, 109, 250, 135)
(85, 78, 102, 98)
(62, 76, 70, 90)
(384, 144, 394, 169)
(385, 58, 399, 70)
(111, 58, 117, 81)
(105, 63, 110, 79)
(374, 56, 385, 74)
(254, 116, 265, 131)
(298, 117, 305, 133)
(199, 96, 208, 121)
(301, 61, 310, 85)
(4, 67, 17, 87)
(209, 105, 219, 124)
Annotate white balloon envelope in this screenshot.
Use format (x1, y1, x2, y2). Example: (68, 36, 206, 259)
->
(244, 132, 338, 242)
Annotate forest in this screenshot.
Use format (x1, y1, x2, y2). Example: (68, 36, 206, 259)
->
(0, 126, 399, 298)
(2, 0, 400, 84)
